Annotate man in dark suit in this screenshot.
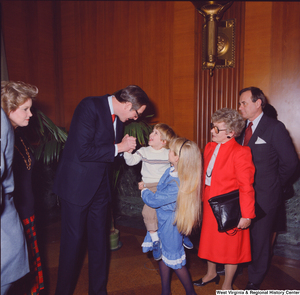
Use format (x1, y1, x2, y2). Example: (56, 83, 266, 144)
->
(53, 85, 150, 295)
(237, 87, 299, 290)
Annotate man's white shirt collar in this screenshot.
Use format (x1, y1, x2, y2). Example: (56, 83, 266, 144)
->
(108, 95, 118, 156)
(247, 112, 263, 133)
(108, 95, 114, 115)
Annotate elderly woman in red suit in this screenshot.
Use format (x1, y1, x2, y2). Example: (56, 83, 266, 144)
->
(193, 108, 255, 290)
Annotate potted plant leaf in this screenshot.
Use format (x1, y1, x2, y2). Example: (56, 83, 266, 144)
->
(24, 106, 68, 165)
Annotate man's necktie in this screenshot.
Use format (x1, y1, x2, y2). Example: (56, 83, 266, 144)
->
(112, 114, 116, 143)
(243, 122, 253, 146)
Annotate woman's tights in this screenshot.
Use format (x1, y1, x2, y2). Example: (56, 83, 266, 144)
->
(206, 260, 237, 290)
(158, 260, 196, 295)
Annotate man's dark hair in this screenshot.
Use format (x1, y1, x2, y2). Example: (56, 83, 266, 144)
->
(239, 86, 267, 109)
(113, 85, 150, 110)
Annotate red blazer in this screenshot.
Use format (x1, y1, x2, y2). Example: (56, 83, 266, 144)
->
(203, 138, 256, 219)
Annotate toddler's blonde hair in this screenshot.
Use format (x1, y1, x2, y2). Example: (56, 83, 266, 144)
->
(153, 123, 176, 149)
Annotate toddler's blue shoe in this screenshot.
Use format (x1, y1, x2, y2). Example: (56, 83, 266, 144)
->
(152, 240, 162, 261)
(183, 236, 193, 249)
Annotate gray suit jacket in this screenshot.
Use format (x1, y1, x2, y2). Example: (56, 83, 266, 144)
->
(1, 108, 29, 287)
(237, 114, 299, 213)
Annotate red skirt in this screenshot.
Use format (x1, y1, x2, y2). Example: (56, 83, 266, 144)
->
(198, 186, 252, 264)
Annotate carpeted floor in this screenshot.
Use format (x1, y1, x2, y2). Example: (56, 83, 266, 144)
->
(37, 214, 300, 294)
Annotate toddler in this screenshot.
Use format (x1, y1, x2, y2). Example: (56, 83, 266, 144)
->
(124, 124, 193, 260)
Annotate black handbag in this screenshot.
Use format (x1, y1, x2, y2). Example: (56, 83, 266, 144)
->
(208, 190, 241, 233)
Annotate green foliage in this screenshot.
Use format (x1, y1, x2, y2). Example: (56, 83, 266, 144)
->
(25, 107, 68, 165)
(112, 115, 154, 191)
(124, 115, 153, 147)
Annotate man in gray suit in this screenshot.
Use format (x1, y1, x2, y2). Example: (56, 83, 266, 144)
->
(237, 87, 299, 290)
(1, 108, 29, 295)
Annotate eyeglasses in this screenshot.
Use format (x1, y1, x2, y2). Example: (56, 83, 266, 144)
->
(210, 123, 227, 134)
(133, 109, 141, 120)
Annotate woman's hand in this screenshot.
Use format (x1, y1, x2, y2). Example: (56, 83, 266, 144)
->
(138, 181, 145, 190)
(237, 217, 251, 229)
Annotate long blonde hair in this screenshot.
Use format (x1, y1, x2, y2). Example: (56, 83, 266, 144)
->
(169, 137, 202, 235)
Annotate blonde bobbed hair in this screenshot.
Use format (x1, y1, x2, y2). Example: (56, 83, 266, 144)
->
(1, 81, 38, 115)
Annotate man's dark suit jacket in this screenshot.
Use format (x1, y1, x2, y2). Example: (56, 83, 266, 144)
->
(236, 113, 298, 285)
(237, 114, 298, 214)
(53, 95, 123, 205)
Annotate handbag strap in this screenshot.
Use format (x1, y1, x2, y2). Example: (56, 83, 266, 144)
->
(225, 228, 241, 236)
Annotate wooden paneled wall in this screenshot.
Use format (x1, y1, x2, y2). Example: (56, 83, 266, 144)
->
(0, 1, 59, 121)
(1, 1, 196, 140)
(1, 1, 300, 154)
(244, 2, 300, 156)
(195, 2, 245, 150)
(56, 1, 196, 137)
